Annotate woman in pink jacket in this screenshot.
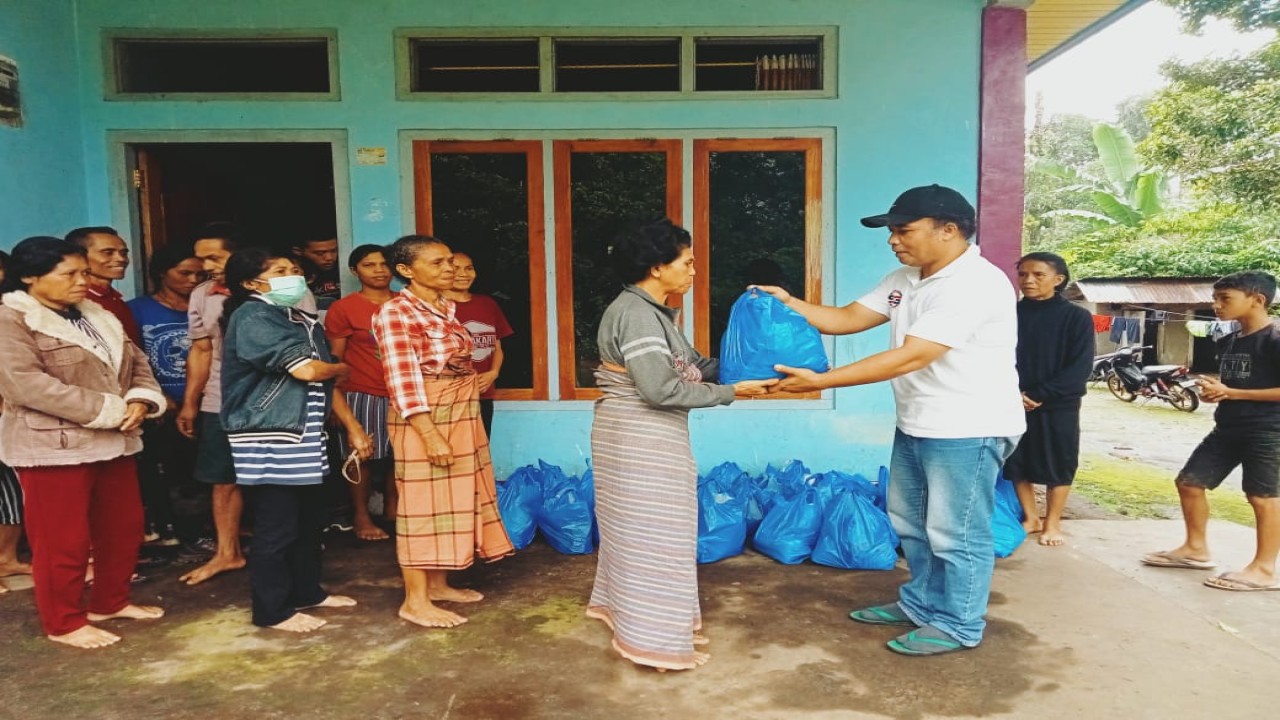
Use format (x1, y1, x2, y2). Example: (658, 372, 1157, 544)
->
(0, 236, 167, 649)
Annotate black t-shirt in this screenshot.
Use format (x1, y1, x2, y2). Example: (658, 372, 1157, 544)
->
(1214, 322, 1280, 426)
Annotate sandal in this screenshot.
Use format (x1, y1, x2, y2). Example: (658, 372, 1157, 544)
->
(850, 602, 915, 627)
(886, 626, 967, 656)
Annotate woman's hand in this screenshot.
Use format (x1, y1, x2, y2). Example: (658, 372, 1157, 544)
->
(1021, 393, 1042, 412)
(347, 427, 375, 460)
(733, 378, 779, 397)
(120, 401, 150, 432)
(420, 428, 454, 467)
(477, 370, 500, 395)
(749, 285, 792, 306)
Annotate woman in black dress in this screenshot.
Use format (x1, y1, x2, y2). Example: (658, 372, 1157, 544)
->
(1004, 252, 1095, 546)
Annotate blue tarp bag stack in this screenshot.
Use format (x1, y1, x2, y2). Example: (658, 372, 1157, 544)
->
(753, 487, 824, 565)
(536, 461, 596, 555)
(811, 489, 900, 570)
(496, 465, 543, 550)
(719, 289, 830, 384)
(992, 474, 1027, 558)
(696, 471, 747, 564)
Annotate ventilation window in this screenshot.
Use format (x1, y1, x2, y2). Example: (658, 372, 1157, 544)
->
(113, 37, 333, 94)
(410, 38, 540, 93)
(695, 37, 822, 91)
(554, 38, 680, 93)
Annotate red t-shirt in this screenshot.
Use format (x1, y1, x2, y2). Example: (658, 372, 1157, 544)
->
(453, 294, 514, 399)
(87, 284, 143, 348)
(324, 292, 390, 397)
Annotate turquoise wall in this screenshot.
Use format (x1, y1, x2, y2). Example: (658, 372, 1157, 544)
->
(0, 0, 88, 245)
(62, 0, 984, 476)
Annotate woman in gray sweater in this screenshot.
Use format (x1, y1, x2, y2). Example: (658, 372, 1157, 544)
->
(585, 219, 774, 671)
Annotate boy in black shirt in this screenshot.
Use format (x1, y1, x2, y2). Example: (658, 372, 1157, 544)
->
(1142, 270, 1280, 591)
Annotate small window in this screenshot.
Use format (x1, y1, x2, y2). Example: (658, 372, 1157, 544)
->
(410, 38, 540, 93)
(695, 37, 822, 91)
(113, 37, 333, 94)
(554, 38, 680, 93)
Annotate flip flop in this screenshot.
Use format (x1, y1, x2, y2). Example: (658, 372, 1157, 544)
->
(1141, 551, 1217, 570)
(850, 603, 916, 627)
(1203, 573, 1280, 592)
(886, 626, 967, 656)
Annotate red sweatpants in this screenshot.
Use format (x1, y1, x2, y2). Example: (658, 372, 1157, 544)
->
(16, 456, 143, 636)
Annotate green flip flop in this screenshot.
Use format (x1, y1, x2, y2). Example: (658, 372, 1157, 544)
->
(886, 626, 967, 656)
(850, 603, 916, 627)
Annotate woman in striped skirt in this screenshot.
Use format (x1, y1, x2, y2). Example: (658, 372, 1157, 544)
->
(220, 249, 362, 632)
(588, 220, 775, 671)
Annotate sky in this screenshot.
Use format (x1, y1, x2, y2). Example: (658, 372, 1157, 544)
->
(1026, 1, 1276, 125)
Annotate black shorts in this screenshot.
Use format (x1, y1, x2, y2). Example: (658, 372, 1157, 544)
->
(1002, 406, 1080, 487)
(195, 411, 238, 485)
(1178, 425, 1280, 498)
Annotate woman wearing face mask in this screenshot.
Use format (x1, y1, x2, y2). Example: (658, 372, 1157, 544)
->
(219, 249, 359, 633)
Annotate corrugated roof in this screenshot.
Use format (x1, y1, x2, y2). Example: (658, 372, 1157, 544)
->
(1027, 0, 1146, 68)
(1068, 278, 1217, 305)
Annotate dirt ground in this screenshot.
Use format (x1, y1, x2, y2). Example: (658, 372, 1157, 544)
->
(1077, 385, 1218, 475)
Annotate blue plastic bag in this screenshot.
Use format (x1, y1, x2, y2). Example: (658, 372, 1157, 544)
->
(811, 490, 900, 570)
(992, 475, 1027, 558)
(496, 465, 542, 550)
(811, 470, 877, 512)
(875, 465, 890, 512)
(753, 487, 824, 565)
(719, 290, 830, 384)
(536, 461, 596, 555)
(697, 473, 747, 563)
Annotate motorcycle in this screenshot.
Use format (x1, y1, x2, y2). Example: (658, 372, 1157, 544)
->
(1089, 346, 1133, 384)
(1105, 345, 1200, 412)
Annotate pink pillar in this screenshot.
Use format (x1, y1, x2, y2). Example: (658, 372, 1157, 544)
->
(978, 5, 1027, 287)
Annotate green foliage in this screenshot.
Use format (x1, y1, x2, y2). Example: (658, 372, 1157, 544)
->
(1141, 40, 1280, 210)
(1160, 0, 1280, 32)
(1031, 122, 1166, 232)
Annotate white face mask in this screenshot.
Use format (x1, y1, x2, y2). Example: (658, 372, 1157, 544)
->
(259, 275, 308, 307)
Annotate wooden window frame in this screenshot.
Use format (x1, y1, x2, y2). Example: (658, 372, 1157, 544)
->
(693, 137, 823, 399)
(412, 140, 550, 401)
(553, 139, 683, 401)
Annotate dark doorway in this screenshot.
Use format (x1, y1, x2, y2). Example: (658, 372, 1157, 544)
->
(132, 142, 337, 292)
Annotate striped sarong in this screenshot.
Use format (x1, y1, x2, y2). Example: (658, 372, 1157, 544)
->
(389, 374, 513, 569)
(0, 461, 21, 524)
(337, 390, 392, 460)
(586, 366, 702, 670)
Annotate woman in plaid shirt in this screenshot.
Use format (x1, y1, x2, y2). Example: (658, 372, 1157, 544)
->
(372, 235, 513, 630)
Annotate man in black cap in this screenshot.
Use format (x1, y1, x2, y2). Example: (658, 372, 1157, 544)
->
(755, 184, 1024, 656)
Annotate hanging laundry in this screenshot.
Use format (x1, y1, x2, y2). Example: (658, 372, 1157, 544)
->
(1093, 314, 1113, 333)
(1185, 320, 1211, 338)
(1153, 310, 1168, 321)
(1108, 317, 1142, 345)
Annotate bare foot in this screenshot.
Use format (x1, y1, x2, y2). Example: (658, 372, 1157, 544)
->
(354, 521, 389, 541)
(429, 586, 484, 603)
(49, 625, 121, 649)
(1039, 527, 1066, 546)
(179, 555, 246, 586)
(399, 603, 467, 628)
(655, 651, 711, 673)
(0, 560, 32, 577)
(88, 604, 164, 622)
(299, 594, 358, 609)
(269, 613, 327, 633)
(692, 632, 710, 646)
(1022, 518, 1044, 534)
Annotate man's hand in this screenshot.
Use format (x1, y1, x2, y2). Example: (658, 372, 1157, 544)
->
(1022, 393, 1042, 412)
(120, 401, 150, 433)
(774, 365, 827, 393)
(348, 428, 375, 460)
(1198, 376, 1230, 402)
(749, 285, 792, 306)
(176, 402, 199, 439)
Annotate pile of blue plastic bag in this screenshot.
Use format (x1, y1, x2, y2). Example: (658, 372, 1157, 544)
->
(496, 459, 1025, 563)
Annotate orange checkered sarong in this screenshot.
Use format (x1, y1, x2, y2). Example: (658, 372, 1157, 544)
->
(389, 374, 513, 569)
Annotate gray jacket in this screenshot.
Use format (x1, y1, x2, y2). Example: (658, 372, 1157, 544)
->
(596, 286, 736, 409)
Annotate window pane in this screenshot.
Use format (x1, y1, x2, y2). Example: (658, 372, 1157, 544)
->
(555, 39, 680, 92)
(429, 152, 534, 390)
(695, 37, 822, 91)
(569, 151, 669, 387)
(411, 39, 540, 92)
(707, 151, 807, 352)
(115, 39, 331, 94)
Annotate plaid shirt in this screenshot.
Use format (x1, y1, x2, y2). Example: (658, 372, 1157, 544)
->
(372, 289, 473, 418)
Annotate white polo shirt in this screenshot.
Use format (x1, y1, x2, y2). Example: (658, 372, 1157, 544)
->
(856, 244, 1025, 439)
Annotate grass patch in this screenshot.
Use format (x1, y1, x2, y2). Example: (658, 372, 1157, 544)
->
(1075, 454, 1256, 527)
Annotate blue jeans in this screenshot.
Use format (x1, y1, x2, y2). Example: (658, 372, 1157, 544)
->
(888, 429, 1020, 647)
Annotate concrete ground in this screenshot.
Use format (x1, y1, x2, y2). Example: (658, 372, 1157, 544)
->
(1, 518, 1276, 720)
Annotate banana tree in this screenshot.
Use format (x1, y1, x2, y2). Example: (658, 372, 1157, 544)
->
(1035, 123, 1167, 228)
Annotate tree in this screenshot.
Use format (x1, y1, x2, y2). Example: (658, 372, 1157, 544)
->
(1160, 0, 1280, 32)
(1037, 123, 1166, 228)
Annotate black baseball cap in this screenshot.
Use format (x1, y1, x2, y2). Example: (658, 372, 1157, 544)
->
(860, 184, 975, 228)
